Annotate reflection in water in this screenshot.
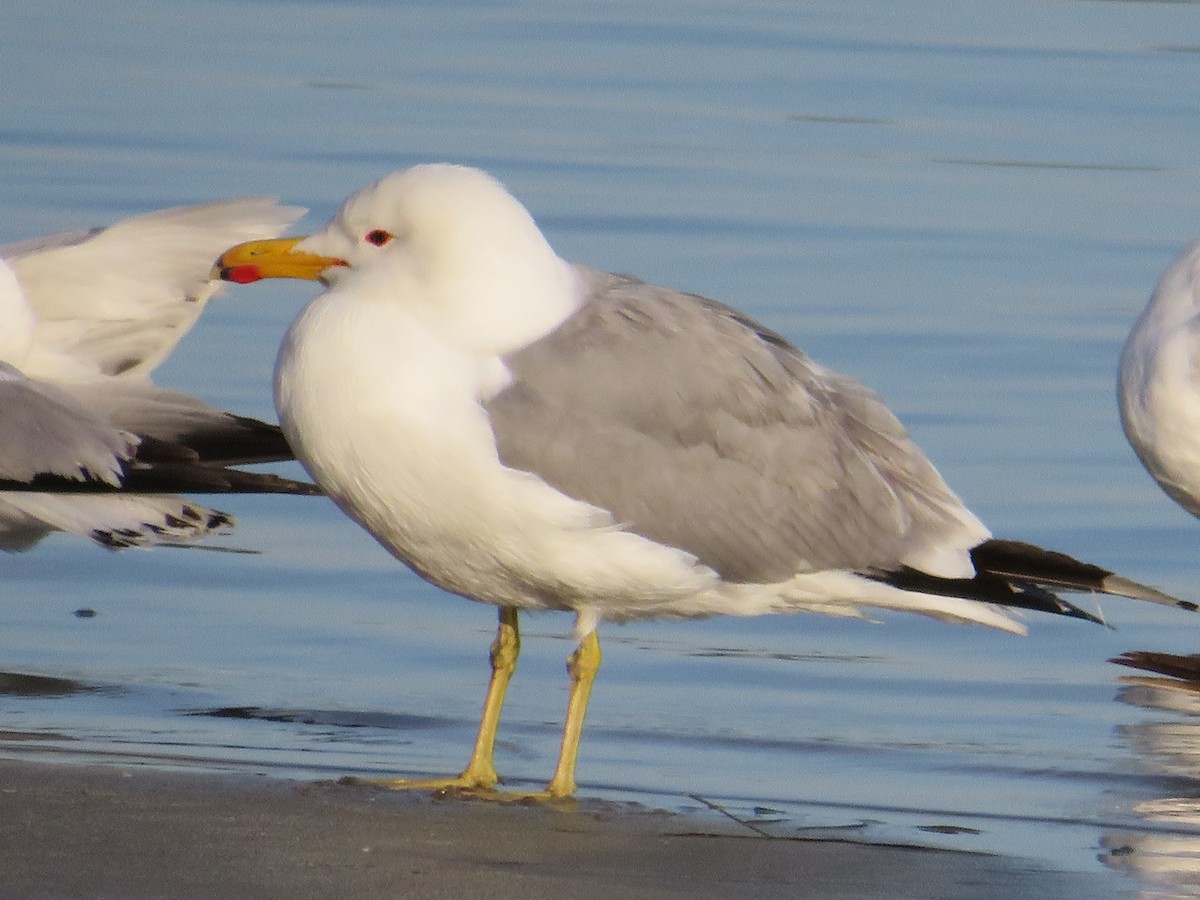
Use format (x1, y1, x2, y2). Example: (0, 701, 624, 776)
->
(0, 671, 103, 698)
(0, 672, 109, 748)
(185, 706, 446, 731)
(1106, 652, 1200, 897)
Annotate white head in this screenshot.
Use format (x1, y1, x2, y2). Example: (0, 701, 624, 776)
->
(1132, 240, 1200, 333)
(219, 164, 580, 355)
(1120, 239, 1200, 401)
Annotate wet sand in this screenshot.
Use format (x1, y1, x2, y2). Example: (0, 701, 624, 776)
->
(0, 758, 1122, 899)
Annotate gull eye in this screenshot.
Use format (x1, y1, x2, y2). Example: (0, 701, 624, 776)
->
(365, 229, 393, 247)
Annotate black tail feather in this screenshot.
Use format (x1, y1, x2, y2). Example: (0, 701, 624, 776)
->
(0, 424, 322, 497)
(865, 538, 1194, 626)
(3, 462, 322, 496)
(166, 415, 298, 466)
(869, 565, 1106, 625)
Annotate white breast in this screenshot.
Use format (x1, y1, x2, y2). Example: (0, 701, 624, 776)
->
(274, 289, 718, 615)
(1120, 310, 1200, 516)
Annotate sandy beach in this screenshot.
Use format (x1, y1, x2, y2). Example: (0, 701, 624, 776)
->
(0, 758, 1123, 900)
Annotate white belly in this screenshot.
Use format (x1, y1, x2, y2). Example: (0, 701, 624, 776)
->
(274, 294, 717, 615)
(1121, 319, 1200, 517)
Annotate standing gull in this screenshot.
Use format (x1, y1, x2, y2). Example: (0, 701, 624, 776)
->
(1120, 240, 1200, 518)
(1, 200, 318, 549)
(217, 164, 1194, 798)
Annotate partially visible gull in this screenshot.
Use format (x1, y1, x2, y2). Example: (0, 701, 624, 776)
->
(0, 199, 317, 550)
(217, 164, 1195, 798)
(4, 197, 302, 380)
(0, 360, 321, 499)
(1120, 240, 1200, 518)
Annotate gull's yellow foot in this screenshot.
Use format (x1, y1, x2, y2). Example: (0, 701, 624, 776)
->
(484, 788, 580, 808)
(347, 776, 577, 807)
(361, 754, 505, 795)
(366, 767, 500, 795)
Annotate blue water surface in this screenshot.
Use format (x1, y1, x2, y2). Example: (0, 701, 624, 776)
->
(4, 1, 1200, 895)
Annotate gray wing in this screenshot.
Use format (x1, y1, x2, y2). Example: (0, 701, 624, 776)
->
(0, 227, 104, 259)
(485, 266, 986, 583)
(59, 379, 295, 466)
(0, 362, 132, 484)
(0, 364, 316, 553)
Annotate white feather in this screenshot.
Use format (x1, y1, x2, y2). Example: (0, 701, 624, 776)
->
(1120, 240, 1200, 517)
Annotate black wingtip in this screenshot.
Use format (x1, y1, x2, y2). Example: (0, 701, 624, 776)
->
(866, 566, 1108, 626)
(976, 539, 1193, 610)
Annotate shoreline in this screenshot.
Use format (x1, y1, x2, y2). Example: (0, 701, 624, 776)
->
(0, 757, 1124, 899)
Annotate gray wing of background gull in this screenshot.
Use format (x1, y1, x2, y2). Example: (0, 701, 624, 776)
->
(0, 361, 133, 486)
(62, 378, 297, 466)
(0, 362, 228, 550)
(487, 266, 1187, 621)
(0, 363, 319, 551)
(0, 363, 320, 495)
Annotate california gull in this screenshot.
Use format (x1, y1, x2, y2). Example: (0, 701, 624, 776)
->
(217, 163, 1194, 798)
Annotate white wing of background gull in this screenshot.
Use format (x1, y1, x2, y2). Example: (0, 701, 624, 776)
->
(4, 197, 304, 380)
(0, 197, 318, 552)
(216, 163, 1197, 800)
(1119, 240, 1200, 518)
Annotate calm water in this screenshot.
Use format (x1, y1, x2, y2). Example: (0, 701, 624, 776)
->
(5, 0, 1200, 894)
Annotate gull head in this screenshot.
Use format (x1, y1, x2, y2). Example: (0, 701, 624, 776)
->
(215, 163, 579, 353)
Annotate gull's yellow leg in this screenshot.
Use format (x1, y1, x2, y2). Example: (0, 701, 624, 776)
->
(377, 606, 520, 792)
(543, 630, 602, 798)
(456, 605, 521, 787)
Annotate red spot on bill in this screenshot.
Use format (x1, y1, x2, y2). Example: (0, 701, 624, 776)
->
(222, 265, 263, 284)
